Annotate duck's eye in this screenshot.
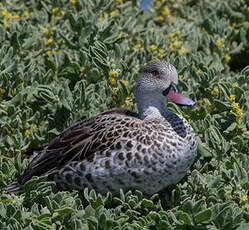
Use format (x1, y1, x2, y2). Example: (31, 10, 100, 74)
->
(152, 70, 159, 76)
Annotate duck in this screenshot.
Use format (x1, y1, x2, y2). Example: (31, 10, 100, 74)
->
(5, 60, 197, 195)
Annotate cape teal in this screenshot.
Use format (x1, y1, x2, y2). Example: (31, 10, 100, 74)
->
(5, 60, 197, 195)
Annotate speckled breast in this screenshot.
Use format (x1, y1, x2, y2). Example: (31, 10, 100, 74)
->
(53, 113, 197, 195)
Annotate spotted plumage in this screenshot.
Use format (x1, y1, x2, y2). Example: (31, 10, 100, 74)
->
(5, 60, 197, 195)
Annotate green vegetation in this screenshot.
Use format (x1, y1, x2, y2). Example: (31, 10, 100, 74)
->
(0, 0, 249, 229)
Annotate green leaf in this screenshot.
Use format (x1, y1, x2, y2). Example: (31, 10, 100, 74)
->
(59, 32, 78, 49)
(197, 137, 213, 157)
(10, 32, 20, 52)
(55, 207, 75, 216)
(92, 57, 109, 71)
(2, 162, 9, 175)
(179, 212, 193, 226)
(236, 223, 249, 230)
(84, 205, 95, 217)
(45, 58, 57, 73)
(142, 199, 153, 208)
(214, 99, 229, 112)
(88, 68, 100, 83)
(194, 209, 212, 224)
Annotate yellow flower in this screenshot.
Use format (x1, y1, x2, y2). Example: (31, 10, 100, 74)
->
(109, 70, 117, 77)
(103, 12, 108, 18)
(1, 9, 11, 19)
(98, 14, 103, 22)
(232, 82, 239, 87)
(12, 88, 16, 96)
(208, 104, 215, 111)
(118, 31, 123, 38)
(24, 10, 29, 18)
(43, 27, 49, 35)
(178, 75, 183, 80)
(124, 97, 133, 107)
(61, 10, 66, 16)
(173, 40, 180, 47)
(70, 0, 77, 5)
(14, 14, 20, 19)
(237, 108, 243, 115)
(159, 49, 164, 55)
(0, 88, 5, 94)
(154, 2, 160, 9)
(135, 43, 142, 49)
(169, 43, 174, 51)
(52, 8, 59, 15)
(3, 18, 8, 26)
(51, 26, 56, 31)
(80, 66, 85, 72)
(6, 12, 12, 19)
(32, 124, 37, 130)
(109, 77, 116, 85)
(120, 80, 128, 86)
(176, 30, 180, 35)
(197, 69, 203, 74)
(150, 28, 155, 33)
(109, 9, 116, 16)
(213, 87, 219, 94)
(216, 39, 223, 46)
(200, 27, 205, 32)
(150, 44, 156, 52)
(45, 38, 53, 46)
(1, 9, 8, 16)
(152, 56, 159, 60)
(230, 95, 235, 101)
(116, 0, 122, 3)
(25, 129, 31, 136)
(179, 47, 187, 55)
(232, 103, 243, 122)
(241, 195, 248, 201)
(168, 33, 174, 38)
(55, 16, 60, 21)
(157, 15, 164, 22)
(162, 6, 170, 16)
(225, 54, 231, 63)
(236, 108, 243, 122)
(113, 87, 119, 94)
(232, 103, 240, 111)
(46, 50, 52, 55)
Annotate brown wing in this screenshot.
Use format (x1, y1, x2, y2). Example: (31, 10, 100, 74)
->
(17, 108, 139, 185)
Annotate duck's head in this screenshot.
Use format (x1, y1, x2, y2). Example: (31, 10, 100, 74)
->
(135, 60, 195, 107)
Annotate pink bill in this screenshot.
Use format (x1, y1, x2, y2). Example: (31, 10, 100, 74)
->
(167, 88, 195, 106)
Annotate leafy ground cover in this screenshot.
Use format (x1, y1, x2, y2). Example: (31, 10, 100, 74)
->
(0, 0, 249, 229)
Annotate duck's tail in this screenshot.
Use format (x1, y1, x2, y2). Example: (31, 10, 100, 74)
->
(4, 181, 23, 193)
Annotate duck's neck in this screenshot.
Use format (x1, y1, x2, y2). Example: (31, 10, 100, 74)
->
(136, 96, 169, 120)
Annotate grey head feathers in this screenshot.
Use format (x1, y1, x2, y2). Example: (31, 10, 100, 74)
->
(4, 60, 197, 195)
